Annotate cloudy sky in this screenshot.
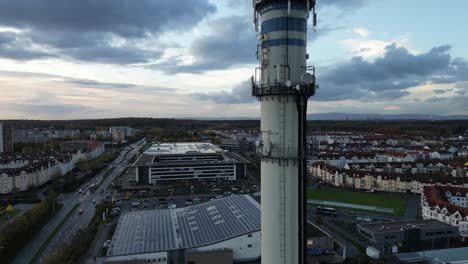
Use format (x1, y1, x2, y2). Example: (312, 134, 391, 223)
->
(0, 0, 467, 119)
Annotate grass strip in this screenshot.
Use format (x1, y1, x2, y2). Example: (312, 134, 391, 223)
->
(29, 203, 79, 264)
(307, 188, 406, 216)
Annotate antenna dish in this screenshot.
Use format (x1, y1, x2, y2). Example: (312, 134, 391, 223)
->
(286, 80, 292, 87)
(301, 72, 314, 83)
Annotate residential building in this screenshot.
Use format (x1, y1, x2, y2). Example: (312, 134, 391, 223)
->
(0, 140, 105, 194)
(310, 162, 468, 194)
(422, 185, 468, 237)
(0, 123, 13, 153)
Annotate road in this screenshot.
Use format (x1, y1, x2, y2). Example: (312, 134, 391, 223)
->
(12, 139, 144, 264)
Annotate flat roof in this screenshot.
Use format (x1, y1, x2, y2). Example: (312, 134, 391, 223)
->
(146, 142, 225, 155)
(359, 220, 455, 233)
(395, 247, 468, 263)
(133, 142, 248, 166)
(107, 195, 261, 257)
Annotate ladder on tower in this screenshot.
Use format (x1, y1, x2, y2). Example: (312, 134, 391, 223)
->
(278, 98, 287, 261)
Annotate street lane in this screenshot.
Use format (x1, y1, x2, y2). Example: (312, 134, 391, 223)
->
(12, 139, 144, 264)
(37, 141, 143, 263)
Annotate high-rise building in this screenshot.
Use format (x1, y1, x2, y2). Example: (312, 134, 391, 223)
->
(0, 123, 13, 153)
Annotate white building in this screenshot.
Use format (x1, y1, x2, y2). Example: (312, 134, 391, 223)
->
(0, 141, 105, 194)
(104, 195, 261, 263)
(133, 142, 248, 185)
(421, 185, 468, 237)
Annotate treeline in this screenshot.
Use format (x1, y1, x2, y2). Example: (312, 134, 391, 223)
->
(4, 118, 466, 137)
(2, 118, 260, 130)
(55, 150, 120, 193)
(43, 202, 113, 264)
(309, 120, 467, 137)
(0, 192, 60, 262)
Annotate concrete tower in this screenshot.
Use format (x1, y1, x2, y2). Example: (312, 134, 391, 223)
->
(251, 1, 317, 263)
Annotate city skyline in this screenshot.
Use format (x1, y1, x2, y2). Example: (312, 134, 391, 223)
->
(0, 0, 467, 119)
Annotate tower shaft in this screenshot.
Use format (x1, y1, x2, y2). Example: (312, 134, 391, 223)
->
(252, 1, 317, 263)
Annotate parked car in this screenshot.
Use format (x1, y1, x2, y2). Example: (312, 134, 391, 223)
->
(78, 208, 84, 215)
(103, 240, 112, 248)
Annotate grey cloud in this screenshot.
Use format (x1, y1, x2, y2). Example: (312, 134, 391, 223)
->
(0, 0, 216, 38)
(0, 0, 215, 63)
(154, 16, 338, 74)
(66, 44, 160, 64)
(153, 16, 257, 74)
(64, 78, 174, 93)
(192, 44, 467, 105)
(314, 44, 464, 101)
(433, 89, 451, 94)
(0, 31, 56, 60)
(192, 80, 255, 104)
(0, 70, 174, 93)
(0, 31, 16, 44)
(425, 96, 447, 102)
(12, 103, 93, 115)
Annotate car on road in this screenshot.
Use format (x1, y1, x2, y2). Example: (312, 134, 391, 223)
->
(357, 216, 372, 222)
(78, 208, 84, 215)
(103, 240, 112, 248)
(92, 199, 97, 204)
(131, 202, 141, 208)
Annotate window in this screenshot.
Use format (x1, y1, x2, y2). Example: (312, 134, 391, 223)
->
(247, 234, 252, 237)
(248, 244, 253, 248)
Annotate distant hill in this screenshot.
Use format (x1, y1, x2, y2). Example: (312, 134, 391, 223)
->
(306, 113, 468, 121)
(187, 113, 468, 121)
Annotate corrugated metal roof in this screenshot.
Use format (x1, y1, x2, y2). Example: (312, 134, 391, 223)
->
(107, 195, 260, 257)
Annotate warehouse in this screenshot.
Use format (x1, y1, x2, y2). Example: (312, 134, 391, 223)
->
(358, 220, 460, 254)
(133, 142, 249, 185)
(104, 195, 261, 264)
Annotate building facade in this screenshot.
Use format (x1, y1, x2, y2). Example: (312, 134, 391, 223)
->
(358, 220, 460, 255)
(0, 123, 13, 153)
(0, 140, 105, 194)
(104, 195, 261, 264)
(422, 185, 468, 237)
(311, 162, 468, 194)
(134, 142, 248, 185)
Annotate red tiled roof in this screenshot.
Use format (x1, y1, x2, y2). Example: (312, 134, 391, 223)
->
(423, 185, 468, 218)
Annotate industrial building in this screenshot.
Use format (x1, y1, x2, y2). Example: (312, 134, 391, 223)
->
(133, 142, 249, 185)
(0, 123, 13, 153)
(358, 220, 460, 257)
(104, 195, 261, 264)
